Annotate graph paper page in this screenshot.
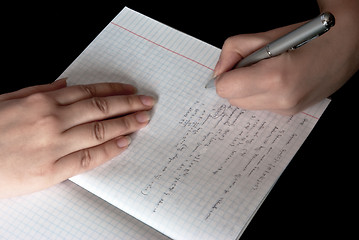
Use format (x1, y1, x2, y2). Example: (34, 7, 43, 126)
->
(60, 7, 330, 240)
(0, 180, 169, 240)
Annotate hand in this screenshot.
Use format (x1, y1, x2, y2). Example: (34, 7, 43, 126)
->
(214, 4, 359, 115)
(0, 79, 155, 198)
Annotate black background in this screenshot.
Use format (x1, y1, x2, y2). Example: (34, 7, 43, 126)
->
(2, 1, 357, 239)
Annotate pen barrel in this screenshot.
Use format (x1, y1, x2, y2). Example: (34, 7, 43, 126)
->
(235, 12, 335, 69)
(236, 48, 270, 68)
(268, 12, 335, 56)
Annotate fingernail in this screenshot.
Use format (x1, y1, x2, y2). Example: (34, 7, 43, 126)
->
(116, 136, 131, 148)
(53, 77, 68, 85)
(135, 111, 151, 123)
(139, 95, 155, 107)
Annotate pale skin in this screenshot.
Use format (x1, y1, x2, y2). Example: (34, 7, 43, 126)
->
(1, 0, 359, 198)
(214, 0, 359, 115)
(0, 79, 155, 198)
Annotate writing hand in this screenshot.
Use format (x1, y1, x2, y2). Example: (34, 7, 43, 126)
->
(214, 3, 359, 115)
(0, 79, 155, 198)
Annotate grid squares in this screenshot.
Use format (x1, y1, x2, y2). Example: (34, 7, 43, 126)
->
(1, 7, 330, 240)
(64, 7, 329, 240)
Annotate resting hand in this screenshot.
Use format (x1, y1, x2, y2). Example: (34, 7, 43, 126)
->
(0, 79, 155, 198)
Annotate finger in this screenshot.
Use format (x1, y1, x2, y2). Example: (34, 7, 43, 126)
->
(53, 136, 131, 182)
(213, 23, 304, 78)
(61, 111, 150, 153)
(227, 79, 307, 115)
(213, 44, 243, 78)
(60, 94, 155, 128)
(0, 78, 67, 101)
(215, 60, 270, 99)
(213, 34, 269, 77)
(228, 94, 276, 111)
(228, 95, 303, 116)
(50, 82, 137, 105)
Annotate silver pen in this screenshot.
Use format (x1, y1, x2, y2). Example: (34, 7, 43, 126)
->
(205, 12, 335, 89)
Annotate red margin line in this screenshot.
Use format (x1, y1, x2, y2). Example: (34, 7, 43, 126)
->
(110, 22, 214, 71)
(301, 112, 319, 120)
(110, 22, 319, 120)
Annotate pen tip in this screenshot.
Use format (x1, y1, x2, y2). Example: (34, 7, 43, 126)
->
(205, 78, 216, 89)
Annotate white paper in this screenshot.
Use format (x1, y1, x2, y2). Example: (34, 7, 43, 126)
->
(59, 7, 330, 240)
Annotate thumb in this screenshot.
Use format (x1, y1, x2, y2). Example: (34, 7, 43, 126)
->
(213, 22, 303, 78)
(213, 34, 268, 77)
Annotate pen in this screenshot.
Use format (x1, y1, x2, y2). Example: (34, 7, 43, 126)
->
(205, 12, 335, 89)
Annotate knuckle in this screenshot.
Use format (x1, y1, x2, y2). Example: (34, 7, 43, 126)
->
(121, 116, 133, 131)
(80, 85, 96, 98)
(34, 115, 61, 147)
(124, 95, 137, 108)
(24, 93, 57, 117)
(91, 97, 109, 114)
(30, 166, 53, 179)
(264, 60, 292, 92)
(265, 69, 301, 111)
(275, 105, 301, 116)
(276, 94, 301, 111)
(223, 36, 235, 47)
(92, 121, 105, 141)
(36, 165, 56, 177)
(272, 73, 289, 91)
(80, 149, 93, 169)
(107, 82, 120, 91)
(222, 36, 241, 50)
(25, 92, 52, 106)
(38, 114, 61, 129)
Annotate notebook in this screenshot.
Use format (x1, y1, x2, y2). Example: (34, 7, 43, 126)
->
(0, 7, 330, 240)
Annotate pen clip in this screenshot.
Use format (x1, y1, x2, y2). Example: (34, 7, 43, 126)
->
(290, 34, 320, 50)
(291, 12, 334, 51)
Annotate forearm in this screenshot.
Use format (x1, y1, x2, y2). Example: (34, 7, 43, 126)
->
(317, 0, 359, 79)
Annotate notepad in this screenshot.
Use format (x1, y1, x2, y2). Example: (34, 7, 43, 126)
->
(0, 7, 330, 240)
